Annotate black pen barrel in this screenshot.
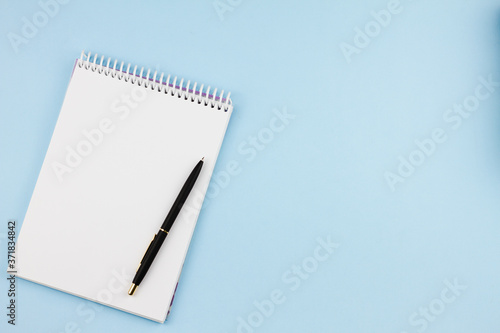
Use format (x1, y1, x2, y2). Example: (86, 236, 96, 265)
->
(132, 231, 167, 286)
(161, 160, 203, 231)
(129, 159, 204, 295)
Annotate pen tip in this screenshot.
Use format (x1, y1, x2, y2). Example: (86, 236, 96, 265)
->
(201, 157, 204, 161)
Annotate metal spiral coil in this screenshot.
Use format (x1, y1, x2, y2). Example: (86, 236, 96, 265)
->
(77, 50, 232, 111)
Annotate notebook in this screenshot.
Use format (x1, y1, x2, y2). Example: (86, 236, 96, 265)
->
(14, 51, 233, 322)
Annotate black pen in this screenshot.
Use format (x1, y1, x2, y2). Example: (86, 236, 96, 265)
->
(128, 158, 204, 295)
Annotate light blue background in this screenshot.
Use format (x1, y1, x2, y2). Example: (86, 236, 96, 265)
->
(1, 0, 500, 332)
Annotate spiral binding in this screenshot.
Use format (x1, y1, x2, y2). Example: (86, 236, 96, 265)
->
(77, 51, 232, 111)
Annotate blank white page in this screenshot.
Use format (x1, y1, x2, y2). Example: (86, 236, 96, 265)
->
(16, 59, 232, 322)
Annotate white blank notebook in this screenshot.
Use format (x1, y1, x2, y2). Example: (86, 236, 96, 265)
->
(15, 51, 233, 322)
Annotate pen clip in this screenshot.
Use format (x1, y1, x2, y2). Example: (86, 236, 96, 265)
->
(137, 234, 157, 272)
